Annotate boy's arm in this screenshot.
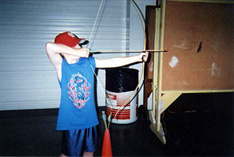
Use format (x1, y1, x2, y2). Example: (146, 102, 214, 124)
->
(45, 42, 89, 67)
(45, 42, 89, 80)
(45, 42, 89, 60)
(95, 52, 148, 68)
(45, 42, 63, 69)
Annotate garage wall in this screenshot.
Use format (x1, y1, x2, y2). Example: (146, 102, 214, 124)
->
(0, 0, 156, 110)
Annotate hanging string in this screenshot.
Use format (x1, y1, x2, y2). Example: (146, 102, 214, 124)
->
(87, 0, 106, 94)
(87, 0, 114, 116)
(87, 0, 106, 49)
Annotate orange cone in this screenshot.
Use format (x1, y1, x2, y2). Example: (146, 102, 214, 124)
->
(102, 129, 112, 157)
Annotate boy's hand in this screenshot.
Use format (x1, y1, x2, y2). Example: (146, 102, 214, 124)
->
(75, 47, 90, 58)
(139, 51, 149, 62)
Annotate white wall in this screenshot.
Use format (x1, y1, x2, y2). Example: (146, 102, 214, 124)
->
(0, 0, 156, 111)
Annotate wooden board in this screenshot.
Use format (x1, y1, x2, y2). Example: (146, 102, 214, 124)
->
(144, 6, 157, 107)
(162, 2, 234, 91)
(146, 6, 156, 80)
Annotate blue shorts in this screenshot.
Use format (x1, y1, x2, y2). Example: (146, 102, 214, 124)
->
(61, 126, 98, 156)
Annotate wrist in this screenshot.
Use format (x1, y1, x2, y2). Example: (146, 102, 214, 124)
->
(137, 54, 143, 62)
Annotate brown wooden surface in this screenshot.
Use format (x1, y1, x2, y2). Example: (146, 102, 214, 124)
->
(146, 6, 156, 80)
(162, 2, 234, 91)
(144, 6, 156, 107)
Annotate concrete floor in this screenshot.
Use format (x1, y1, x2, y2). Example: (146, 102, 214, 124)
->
(0, 93, 233, 156)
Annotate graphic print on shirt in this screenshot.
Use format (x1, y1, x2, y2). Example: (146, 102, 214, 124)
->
(67, 72, 91, 109)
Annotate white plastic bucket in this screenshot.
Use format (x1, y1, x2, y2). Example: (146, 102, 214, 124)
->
(106, 90, 138, 124)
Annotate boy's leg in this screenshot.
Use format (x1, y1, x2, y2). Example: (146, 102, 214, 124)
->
(60, 153, 68, 157)
(61, 130, 84, 156)
(61, 126, 98, 156)
(83, 151, 94, 157)
(85, 126, 98, 154)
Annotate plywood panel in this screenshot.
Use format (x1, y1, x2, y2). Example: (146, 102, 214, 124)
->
(162, 2, 234, 91)
(146, 6, 156, 79)
(144, 6, 156, 107)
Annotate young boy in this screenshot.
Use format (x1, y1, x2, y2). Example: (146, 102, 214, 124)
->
(45, 31, 148, 157)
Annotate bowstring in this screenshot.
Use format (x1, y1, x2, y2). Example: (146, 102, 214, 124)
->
(87, 0, 113, 127)
(87, 0, 106, 49)
(113, 0, 146, 120)
(87, 0, 106, 92)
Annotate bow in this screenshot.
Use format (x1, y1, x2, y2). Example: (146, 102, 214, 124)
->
(87, 0, 147, 121)
(113, 0, 147, 120)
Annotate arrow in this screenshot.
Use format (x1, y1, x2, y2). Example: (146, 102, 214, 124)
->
(90, 49, 168, 53)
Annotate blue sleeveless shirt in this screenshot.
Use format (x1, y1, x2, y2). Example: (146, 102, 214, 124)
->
(56, 57, 99, 130)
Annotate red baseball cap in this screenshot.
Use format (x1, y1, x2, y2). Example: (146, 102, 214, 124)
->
(54, 32, 86, 47)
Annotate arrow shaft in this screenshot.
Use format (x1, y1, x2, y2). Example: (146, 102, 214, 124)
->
(90, 49, 167, 53)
